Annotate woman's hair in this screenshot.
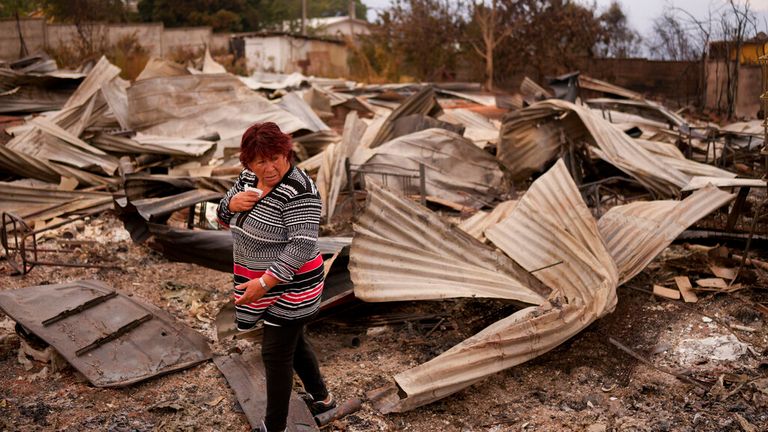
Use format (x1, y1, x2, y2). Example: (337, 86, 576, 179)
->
(239, 122, 293, 167)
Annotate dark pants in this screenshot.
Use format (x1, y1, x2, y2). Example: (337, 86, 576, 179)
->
(262, 323, 328, 432)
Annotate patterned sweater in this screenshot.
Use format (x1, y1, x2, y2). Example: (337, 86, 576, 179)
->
(217, 166, 324, 329)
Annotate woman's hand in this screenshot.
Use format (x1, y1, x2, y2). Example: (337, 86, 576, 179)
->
(228, 191, 261, 212)
(234, 279, 267, 305)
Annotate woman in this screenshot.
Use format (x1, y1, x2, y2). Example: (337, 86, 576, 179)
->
(217, 122, 335, 432)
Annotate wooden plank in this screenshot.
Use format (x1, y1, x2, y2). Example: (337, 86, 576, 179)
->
(709, 265, 737, 280)
(696, 278, 728, 289)
(653, 285, 681, 300)
(213, 352, 319, 432)
(674, 276, 698, 303)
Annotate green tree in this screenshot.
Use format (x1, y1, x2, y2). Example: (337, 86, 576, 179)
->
(0, 0, 40, 19)
(367, 0, 466, 81)
(494, 0, 604, 83)
(597, 1, 642, 58)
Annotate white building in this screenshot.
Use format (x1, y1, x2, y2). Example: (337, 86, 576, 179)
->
(307, 16, 370, 38)
(235, 32, 349, 77)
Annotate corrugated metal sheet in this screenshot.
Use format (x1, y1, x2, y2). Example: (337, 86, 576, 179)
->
(5, 57, 123, 175)
(368, 86, 442, 148)
(0, 143, 115, 186)
(499, 100, 726, 197)
(457, 200, 518, 242)
(350, 180, 549, 304)
(373, 160, 617, 413)
(127, 73, 309, 153)
(90, 133, 217, 157)
(277, 91, 330, 132)
(681, 176, 766, 192)
(578, 75, 643, 100)
(598, 184, 735, 285)
(316, 111, 367, 220)
(0, 182, 112, 224)
(519, 76, 552, 103)
(439, 108, 499, 149)
(359, 128, 504, 208)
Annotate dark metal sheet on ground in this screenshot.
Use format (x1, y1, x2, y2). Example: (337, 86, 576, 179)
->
(213, 351, 319, 432)
(0, 280, 212, 387)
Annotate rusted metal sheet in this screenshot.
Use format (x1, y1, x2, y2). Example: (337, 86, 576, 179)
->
(439, 108, 499, 149)
(598, 184, 735, 285)
(371, 159, 618, 413)
(519, 76, 552, 103)
(278, 92, 330, 132)
(0, 280, 212, 387)
(316, 111, 367, 220)
(457, 200, 518, 242)
(350, 180, 548, 304)
(368, 86, 442, 148)
(359, 128, 504, 208)
(0, 143, 115, 187)
(127, 73, 309, 152)
(0, 67, 82, 114)
(682, 177, 766, 192)
(91, 133, 217, 158)
(578, 75, 643, 100)
(499, 99, 723, 197)
(0, 182, 112, 224)
(214, 351, 319, 432)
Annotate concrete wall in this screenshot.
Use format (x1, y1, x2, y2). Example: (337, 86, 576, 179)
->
(1, 19, 231, 62)
(0, 18, 47, 59)
(705, 61, 761, 119)
(108, 23, 163, 56)
(244, 36, 349, 77)
(162, 27, 211, 57)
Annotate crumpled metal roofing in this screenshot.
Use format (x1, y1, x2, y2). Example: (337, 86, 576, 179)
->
(5, 57, 123, 176)
(0, 182, 113, 224)
(350, 180, 548, 305)
(598, 184, 735, 285)
(438, 108, 499, 148)
(127, 73, 309, 152)
(499, 99, 728, 197)
(578, 75, 643, 100)
(91, 132, 217, 157)
(316, 111, 367, 220)
(277, 91, 331, 132)
(371, 160, 617, 413)
(682, 176, 766, 192)
(359, 128, 504, 208)
(457, 200, 518, 242)
(0, 67, 83, 114)
(585, 98, 689, 129)
(368, 86, 442, 148)
(361, 159, 733, 413)
(0, 143, 115, 186)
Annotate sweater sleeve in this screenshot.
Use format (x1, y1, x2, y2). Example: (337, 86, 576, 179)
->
(216, 169, 253, 227)
(266, 190, 322, 282)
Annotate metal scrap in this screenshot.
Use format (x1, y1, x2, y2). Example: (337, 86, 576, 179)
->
(0, 280, 212, 387)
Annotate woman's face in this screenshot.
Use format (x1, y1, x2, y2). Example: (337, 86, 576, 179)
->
(247, 153, 290, 188)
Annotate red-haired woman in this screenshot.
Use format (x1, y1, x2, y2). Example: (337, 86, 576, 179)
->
(217, 122, 335, 432)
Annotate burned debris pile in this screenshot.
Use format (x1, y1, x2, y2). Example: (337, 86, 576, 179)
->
(1, 54, 767, 430)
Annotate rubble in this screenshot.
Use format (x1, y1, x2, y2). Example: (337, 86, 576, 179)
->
(1, 46, 767, 431)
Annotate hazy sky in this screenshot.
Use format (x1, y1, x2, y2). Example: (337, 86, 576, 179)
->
(363, 0, 768, 38)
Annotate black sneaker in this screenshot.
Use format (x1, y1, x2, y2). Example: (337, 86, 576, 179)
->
(304, 393, 336, 416)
